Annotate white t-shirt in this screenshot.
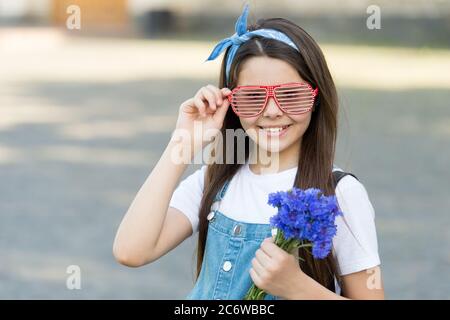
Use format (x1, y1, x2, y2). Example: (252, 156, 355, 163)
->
(169, 162, 381, 276)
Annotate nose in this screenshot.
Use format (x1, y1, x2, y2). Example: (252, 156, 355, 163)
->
(262, 97, 283, 118)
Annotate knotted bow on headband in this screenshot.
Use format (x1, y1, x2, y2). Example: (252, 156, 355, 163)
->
(205, 4, 300, 84)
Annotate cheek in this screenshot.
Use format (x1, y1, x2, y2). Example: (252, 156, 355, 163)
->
(239, 117, 261, 143)
(239, 117, 259, 131)
(289, 113, 312, 133)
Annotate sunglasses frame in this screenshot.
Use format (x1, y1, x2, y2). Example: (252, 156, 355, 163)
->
(227, 82, 319, 118)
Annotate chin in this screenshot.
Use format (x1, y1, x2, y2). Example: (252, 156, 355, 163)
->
(257, 139, 293, 153)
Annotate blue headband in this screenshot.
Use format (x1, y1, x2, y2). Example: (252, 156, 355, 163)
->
(205, 4, 299, 84)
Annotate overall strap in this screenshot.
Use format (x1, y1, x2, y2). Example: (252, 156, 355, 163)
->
(213, 180, 231, 202)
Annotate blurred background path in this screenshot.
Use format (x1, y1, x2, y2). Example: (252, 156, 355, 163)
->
(0, 0, 449, 299)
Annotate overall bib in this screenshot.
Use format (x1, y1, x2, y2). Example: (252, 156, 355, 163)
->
(186, 179, 279, 300)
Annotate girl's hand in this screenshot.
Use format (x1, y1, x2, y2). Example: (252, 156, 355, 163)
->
(173, 85, 231, 149)
(249, 237, 308, 299)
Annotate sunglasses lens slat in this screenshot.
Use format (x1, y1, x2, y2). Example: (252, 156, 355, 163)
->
(275, 84, 315, 113)
(277, 99, 314, 104)
(277, 98, 313, 103)
(231, 87, 267, 116)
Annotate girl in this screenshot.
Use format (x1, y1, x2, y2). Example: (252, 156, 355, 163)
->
(113, 5, 384, 300)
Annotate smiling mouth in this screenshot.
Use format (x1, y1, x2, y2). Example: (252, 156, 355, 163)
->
(257, 124, 292, 136)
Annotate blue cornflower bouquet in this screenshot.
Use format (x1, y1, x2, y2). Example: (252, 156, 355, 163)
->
(244, 187, 343, 300)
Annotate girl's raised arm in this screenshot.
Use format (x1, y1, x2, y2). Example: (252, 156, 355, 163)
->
(113, 85, 230, 267)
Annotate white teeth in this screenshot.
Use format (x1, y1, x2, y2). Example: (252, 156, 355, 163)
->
(259, 126, 288, 133)
(266, 127, 283, 132)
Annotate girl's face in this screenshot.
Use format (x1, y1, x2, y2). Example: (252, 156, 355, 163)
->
(236, 56, 313, 154)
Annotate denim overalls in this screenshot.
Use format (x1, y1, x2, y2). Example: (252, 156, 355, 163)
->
(186, 179, 280, 300)
(186, 167, 351, 299)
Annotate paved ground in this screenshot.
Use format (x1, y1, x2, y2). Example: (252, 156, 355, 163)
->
(0, 30, 449, 299)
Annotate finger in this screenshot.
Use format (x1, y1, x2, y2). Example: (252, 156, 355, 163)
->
(265, 236, 274, 243)
(251, 257, 267, 278)
(249, 268, 263, 288)
(193, 95, 207, 117)
(180, 98, 195, 113)
(212, 97, 230, 124)
(260, 238, 281, 258)
(255, 248, 272, 268)
(201, 87, 217, 112)
(219, 88, 232, 107)
(194, 88, 210, 116)
(206, 84, 222, 105)
(220, 87, 232, 98)
(202, 87, 217, 111)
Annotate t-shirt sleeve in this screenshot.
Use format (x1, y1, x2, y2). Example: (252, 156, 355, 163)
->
(333, 175, 381, 276)
(168, 165, 207, 234)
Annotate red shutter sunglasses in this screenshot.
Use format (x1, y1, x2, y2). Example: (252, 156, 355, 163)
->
(227, 82, 319, 118)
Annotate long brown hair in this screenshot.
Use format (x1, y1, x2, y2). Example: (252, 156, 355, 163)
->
(196, 17, 340, 292)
